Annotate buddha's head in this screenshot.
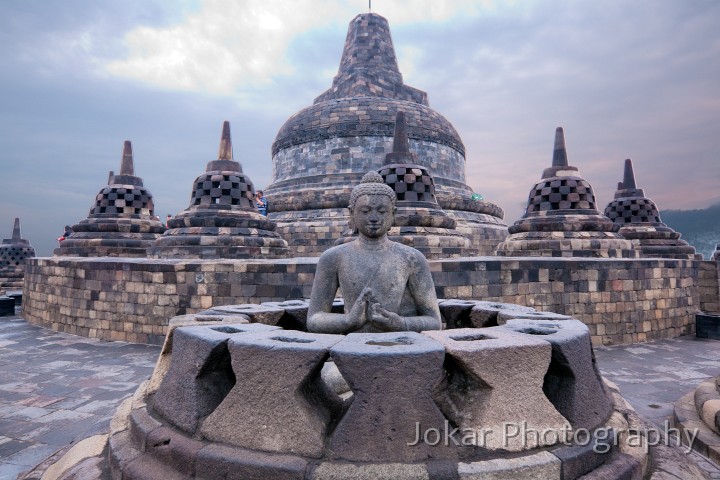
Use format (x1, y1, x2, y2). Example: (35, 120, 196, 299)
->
(349, 172, 396, 238)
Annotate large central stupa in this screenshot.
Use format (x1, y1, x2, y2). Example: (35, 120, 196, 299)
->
(265, 13, 507, 256)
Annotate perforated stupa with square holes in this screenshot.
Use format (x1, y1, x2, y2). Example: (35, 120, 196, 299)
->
(148, 121, 289, 259)
(496, 127, 639, 258)
(335, 111, 471, 258)
(604, 159, 698, 260)
(54, 141, 166, 257)
(264, 12, 507, 257)
(0, 218, 35, 292)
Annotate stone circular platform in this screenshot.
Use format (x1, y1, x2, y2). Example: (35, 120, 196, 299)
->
(91, 301, 708, 479)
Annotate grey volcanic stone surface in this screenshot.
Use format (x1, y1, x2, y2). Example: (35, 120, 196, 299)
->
(423, 327, 569, 451)
(0, 218, 35, 293)
(149, 121, 289, 259)
(54, 141, 165, 258)
(266, 12, 506, 257)
(307, 173, 441, 335)
(327, 332, 454, 462)
(150, 323, 278, 434)
(470, 301, 536, 328)
(496, 309, 572, 325)
(195, 443, 308, 480)
(203, 303, 285, 325)
(503, 319, 613, 430)
(604, 159, 699, 260)
(200, 330, 342, 458)
(497, 128, 637, 259)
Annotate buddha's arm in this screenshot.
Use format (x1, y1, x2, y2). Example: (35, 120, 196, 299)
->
(307, 253, 365, 334)
(406, 255, 442, 331)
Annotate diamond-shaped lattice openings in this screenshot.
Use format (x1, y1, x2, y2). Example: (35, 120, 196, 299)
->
(378, 166, 436, 203)
(91, 187, 154, 216)
(190, 173, 255, 208)
(526, 178, 596, 213)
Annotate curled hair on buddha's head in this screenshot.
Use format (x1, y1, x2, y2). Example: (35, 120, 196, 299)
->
(349, 171, 397, 211)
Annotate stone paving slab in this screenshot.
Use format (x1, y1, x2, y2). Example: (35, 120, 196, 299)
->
(0, 314, 158, 479)
(0, 312, 719, 479)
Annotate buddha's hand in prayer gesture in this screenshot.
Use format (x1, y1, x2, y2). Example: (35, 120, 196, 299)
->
(347, 287, 374, 330)
(368, 302, 406, 332)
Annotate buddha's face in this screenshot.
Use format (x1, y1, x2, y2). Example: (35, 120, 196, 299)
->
(352, 194, 395, 239)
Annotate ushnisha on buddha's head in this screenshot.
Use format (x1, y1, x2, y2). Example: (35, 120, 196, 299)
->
(348, 171, 396, 239)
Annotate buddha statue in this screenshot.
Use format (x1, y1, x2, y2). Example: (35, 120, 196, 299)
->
(307, 172, 442, 334)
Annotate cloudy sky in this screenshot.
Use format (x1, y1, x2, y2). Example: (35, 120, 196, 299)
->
(1, 0, 718, 256)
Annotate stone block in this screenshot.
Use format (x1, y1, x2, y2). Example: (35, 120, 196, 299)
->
(312, 462, 430, 480)
(457, 451, 561, 479)
(145, 426, 205, 476)
(147, 313, 251, 394)
(195, 443, 307, 480)
(201, 330, 342, 457)
(496, 309, 571, 325)
(469, 301, 536, 327)
(439, 299, 479, 328)
(122, 452, 188, 480)
(503, 319, 613, 430)
(576, 451, 641, 479)
(205, 303, 285, 325)
(151, 323, 278, 434)
(424, 327, 569, 451)
(262, 299, 310, 330)
(327, 332, 455, 462)
(551, 428, 615, 479)
(129, 403, 162, 452)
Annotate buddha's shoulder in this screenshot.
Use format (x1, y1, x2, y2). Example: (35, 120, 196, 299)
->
(317, 242, 351, 262)
(389, 241, 427, 261)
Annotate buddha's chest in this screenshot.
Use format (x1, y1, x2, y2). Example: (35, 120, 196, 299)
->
(338, 254, 408, 297)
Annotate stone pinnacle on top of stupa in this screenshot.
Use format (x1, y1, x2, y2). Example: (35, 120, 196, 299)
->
(11, 218, 20, 242)
(383, 111, 417, 165)
(3, 217, 31, 246)
(218, 120, 233, 161)
(112, 141, 143, 187)
(314, 13, 427, 105)
(206, 121, 242, 173)
(120, 140, 134, 176)
(622, 158, 636, 189)
(542, 126, 579, 179)
(542, 127, 580, 179)
(616, 158, 646, 197)
(552, 127, 569, 167)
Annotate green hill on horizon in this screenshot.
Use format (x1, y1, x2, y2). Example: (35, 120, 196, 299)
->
(660, 204, 720, 259)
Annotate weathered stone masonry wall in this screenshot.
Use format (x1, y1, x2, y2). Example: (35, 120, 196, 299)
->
(699, 260, 720, 314)
(23, 256, 700, 346)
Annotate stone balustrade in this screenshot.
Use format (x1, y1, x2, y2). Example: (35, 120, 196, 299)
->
(22, 256, 704, 346)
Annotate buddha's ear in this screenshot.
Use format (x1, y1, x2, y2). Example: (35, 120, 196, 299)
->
(347, 206, 357, 233)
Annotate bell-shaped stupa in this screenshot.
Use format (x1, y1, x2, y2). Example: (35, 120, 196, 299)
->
(336, 111, 470, 258)
(496, 128, 638, 258)
(54, 141, 165, 257)
(265, 12, 507, 257)
(604, 159, 699, 259)
(0, 218, 36, 292)
(149, 121, 289, 259)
